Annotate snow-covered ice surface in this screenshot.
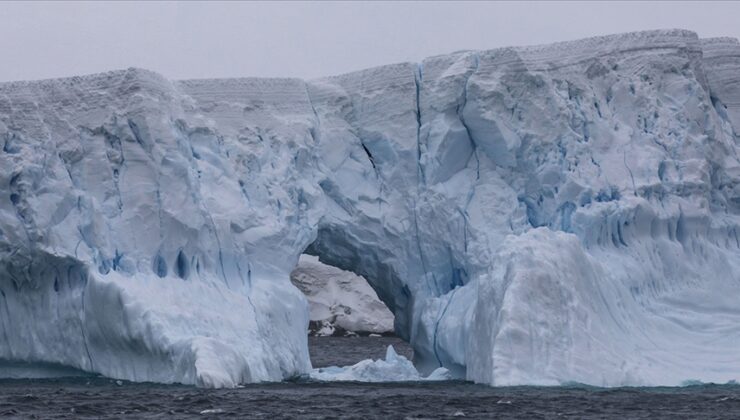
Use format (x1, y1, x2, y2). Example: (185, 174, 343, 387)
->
(0, 29, 739, 387)
(290, 254, 394, 336)
(309, 345, 451, 382)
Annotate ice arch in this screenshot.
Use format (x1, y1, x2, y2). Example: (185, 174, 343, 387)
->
(0, 30, 739, 387)
(304, 229, 411, 339)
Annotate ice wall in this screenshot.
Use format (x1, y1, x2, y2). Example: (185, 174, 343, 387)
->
(0, 29, 738, 387)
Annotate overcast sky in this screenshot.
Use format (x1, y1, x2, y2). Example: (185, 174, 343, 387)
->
(1, 1, 739, 82)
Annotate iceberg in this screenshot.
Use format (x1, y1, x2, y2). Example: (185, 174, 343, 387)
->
(0, 29, 739, 387)
(291, 254, 394, 336)
(309, 345, 451, 382)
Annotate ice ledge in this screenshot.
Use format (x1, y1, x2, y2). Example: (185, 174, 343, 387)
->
(0, 67, 177, 107)
(482, 28, 699, 61)
(0, 67, 169, 90)
(701, 37, 740, 47)
(701, 37, 740, 59)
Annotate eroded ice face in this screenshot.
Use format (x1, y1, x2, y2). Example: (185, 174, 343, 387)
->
(0, 29, 739, 387)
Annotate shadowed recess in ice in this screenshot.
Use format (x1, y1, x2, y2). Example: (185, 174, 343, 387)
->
(0, 29, 739, 387)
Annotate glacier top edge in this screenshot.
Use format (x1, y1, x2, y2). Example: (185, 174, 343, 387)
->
(1, 29, 737, 89)
(0, 67, 171, 91)
(700, 36, 740, 46)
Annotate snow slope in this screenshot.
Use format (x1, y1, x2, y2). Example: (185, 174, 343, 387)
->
(290, 254, 394, 336)
(0, 29, 738, 387)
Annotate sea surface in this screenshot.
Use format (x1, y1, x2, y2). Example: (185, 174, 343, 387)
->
(1, 336, 739, 419)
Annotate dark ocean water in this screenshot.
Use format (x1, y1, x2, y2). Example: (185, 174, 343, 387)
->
(1, 337, 739, 419)
(308, 336, 414, 368)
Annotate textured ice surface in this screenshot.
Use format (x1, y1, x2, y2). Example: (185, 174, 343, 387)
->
(0, 29, 739, 387)
(309, 345, 451, 382)
(290, 254, 394, 336)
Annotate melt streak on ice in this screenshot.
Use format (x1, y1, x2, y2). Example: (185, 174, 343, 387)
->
(0, 29, 739, 387)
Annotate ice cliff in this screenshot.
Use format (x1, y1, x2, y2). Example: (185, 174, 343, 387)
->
(0, 29, 739, 387)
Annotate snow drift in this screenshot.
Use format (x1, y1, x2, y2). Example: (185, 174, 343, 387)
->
(0, 29, 739, 387)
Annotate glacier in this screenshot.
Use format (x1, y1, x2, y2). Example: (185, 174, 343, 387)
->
(0, 29, 739, 387)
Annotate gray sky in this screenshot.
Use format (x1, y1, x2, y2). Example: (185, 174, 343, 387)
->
(2, 1, 739, 82)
